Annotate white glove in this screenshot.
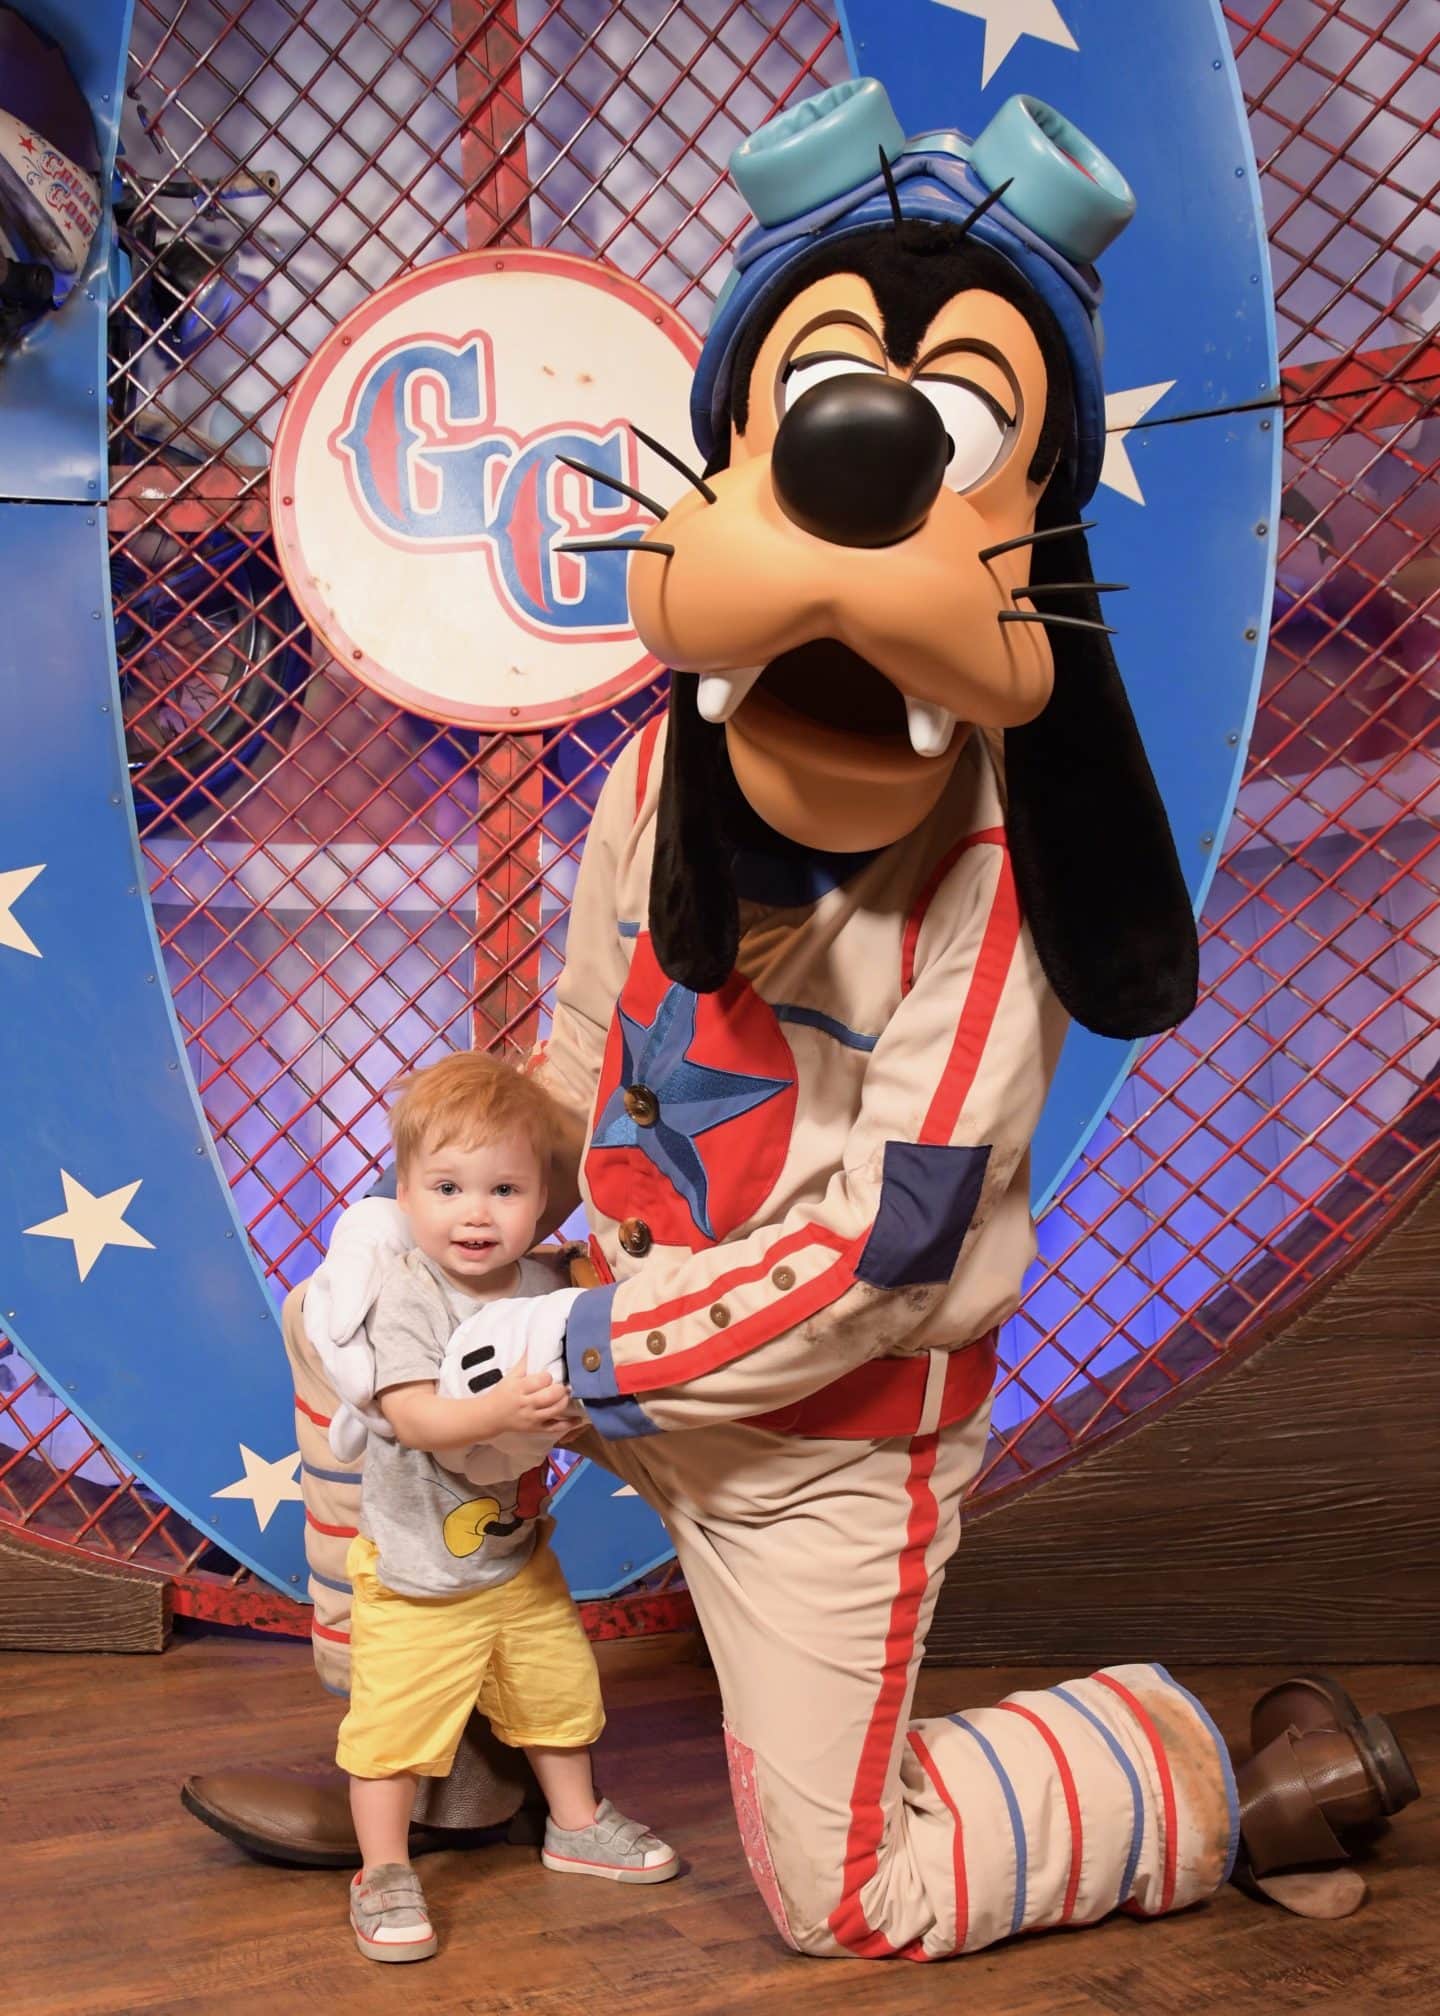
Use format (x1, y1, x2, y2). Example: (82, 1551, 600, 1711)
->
(437, 1287, 582, 1483)
(302, 1195, 413, 1460)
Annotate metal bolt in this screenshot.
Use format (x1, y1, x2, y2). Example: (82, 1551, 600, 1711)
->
(1255, 522, 1268, 536)
(86, 515, 95, 525)
(67, 1382, 76, 1392)
(100, 703, 109, 713)
(352, 648, 362, 660)
(281, 496, 292, 507)
(1212, 57, 1222, 69)
(5, 1311, 13, 1319)
(1244, 626, 1258, 641)
(289, 1573, 300, 1584)
(167, 1060, 178, 1071)
(620, 1560, 633, 1574)
(195, 1144, 205, 1155)
(1234, 166, 1244, 178)
(92, 610, 101, 620)
(134, 1450, 145, 1461)
(1260, 419, 1272, 432)
(110, 794, 120, 805)
(127, 885, 136, 895)
(1200, 832, 1214, 849)
(1227, 731, 1239, 745)
(145, 972, 155, 983)
(225, 1228, 235, 1238)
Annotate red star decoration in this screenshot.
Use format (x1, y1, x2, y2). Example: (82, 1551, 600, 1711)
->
(18, 135, 36, 153)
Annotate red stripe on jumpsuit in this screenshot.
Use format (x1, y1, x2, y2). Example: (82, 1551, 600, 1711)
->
(997, 1701, 1084, 1924)
(828, 1433, 942, 1958)
(907, 1729, 970, 1952)
(828, 837, 1020, 1957)
(612, 1223, 849, 1342)
(1094, 1673, 1180, 1914)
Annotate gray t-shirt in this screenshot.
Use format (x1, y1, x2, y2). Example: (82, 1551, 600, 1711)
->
(359, 1247, 571, 1599)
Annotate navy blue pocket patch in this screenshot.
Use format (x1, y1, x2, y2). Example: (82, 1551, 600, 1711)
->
(856, 1141, 992, 1289)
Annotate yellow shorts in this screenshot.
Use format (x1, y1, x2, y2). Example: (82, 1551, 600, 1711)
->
(336, 1532, 604, 1779)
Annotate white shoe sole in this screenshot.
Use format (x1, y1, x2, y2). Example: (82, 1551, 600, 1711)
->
(541, 1845, 680, 1884)
(352, 1922, 438, 1962)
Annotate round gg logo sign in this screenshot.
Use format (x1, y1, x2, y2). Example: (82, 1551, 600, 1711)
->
(273, 249, 700, 728)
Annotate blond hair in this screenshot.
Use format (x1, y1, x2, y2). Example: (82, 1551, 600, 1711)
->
(388, 1050, 557, 1179)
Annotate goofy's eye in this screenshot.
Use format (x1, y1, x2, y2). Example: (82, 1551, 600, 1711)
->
(913, 377, 1012, 493)
(781, 352, 885, 415)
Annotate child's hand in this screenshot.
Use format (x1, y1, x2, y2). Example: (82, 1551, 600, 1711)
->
(487, 1367, 576, 1438)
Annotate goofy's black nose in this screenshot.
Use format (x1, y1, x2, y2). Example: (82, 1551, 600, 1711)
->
(770, 372, 949, 548)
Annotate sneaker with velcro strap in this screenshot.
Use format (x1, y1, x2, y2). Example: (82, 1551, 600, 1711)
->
(349, 1861, 437, 1962)
(541, 1797, 679, 1884)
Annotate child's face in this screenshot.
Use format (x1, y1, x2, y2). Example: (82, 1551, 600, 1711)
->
(397, 1128, 547, 1293)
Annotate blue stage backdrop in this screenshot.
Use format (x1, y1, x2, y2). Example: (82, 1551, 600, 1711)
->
(0, 0, 1276, 1602)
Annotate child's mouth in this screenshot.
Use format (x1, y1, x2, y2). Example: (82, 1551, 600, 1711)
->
(453, 1238, 497, 1255)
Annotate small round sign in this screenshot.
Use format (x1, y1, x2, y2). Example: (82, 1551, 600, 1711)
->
(272, 249, 701, 729)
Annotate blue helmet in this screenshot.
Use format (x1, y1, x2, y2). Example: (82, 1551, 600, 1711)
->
(692, 79, 1135, 503)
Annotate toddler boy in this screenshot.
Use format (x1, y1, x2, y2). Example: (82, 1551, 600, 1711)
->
(335, 1051, 677, 1963)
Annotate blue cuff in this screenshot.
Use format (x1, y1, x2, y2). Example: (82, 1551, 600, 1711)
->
(565, 1284, 660, 1440)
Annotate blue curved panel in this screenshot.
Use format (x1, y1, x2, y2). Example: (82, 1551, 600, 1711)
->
(0, 501, 306, 1587)
(838, 0, 1280, 1206)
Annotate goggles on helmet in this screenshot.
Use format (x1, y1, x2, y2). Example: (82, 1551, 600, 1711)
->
(692, 78, 1135, 503)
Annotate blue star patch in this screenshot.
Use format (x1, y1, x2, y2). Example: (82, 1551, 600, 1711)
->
(590, 985, 789, 1238)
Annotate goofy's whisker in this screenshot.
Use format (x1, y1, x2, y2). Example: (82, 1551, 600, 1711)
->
(629, 424, 717, 505)
(558, 538, 675, 558)
(1015, 582, 1129, 597)
(978, 520, 1096, 563)
(557, 454, 668, 520)
(998, 610, 1117, 636)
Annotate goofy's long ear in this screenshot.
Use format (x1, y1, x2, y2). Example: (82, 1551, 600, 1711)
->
(1004, 479, 1199, 1039)
(648, 670, 739, 993)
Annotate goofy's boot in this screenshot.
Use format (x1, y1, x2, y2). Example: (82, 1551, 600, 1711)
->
(181, 1710, 545, 1868)
(1235, 1679, 1421, 1920)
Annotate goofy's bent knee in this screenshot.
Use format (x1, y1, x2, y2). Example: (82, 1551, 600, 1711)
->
(282, 1282, 360, 1692)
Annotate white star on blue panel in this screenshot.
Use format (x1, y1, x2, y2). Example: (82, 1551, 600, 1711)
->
(591, 986, 788, 1238)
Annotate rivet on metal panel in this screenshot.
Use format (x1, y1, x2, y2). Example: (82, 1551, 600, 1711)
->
(1200, 833, 1214, 849)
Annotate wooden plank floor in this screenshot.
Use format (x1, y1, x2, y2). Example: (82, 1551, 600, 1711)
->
(2, 1632, 1434, 2016)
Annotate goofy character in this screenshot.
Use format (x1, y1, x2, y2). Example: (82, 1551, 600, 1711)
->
(185, 80, 1418, 1945)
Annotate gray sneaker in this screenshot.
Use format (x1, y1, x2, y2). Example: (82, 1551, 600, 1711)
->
(349, 1862, 438, 1962)
(541, 1797, 679, 1884)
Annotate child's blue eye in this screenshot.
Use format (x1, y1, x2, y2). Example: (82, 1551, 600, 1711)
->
(494, 1183, 516, 1197)
(436, 1181, 458, 1196)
